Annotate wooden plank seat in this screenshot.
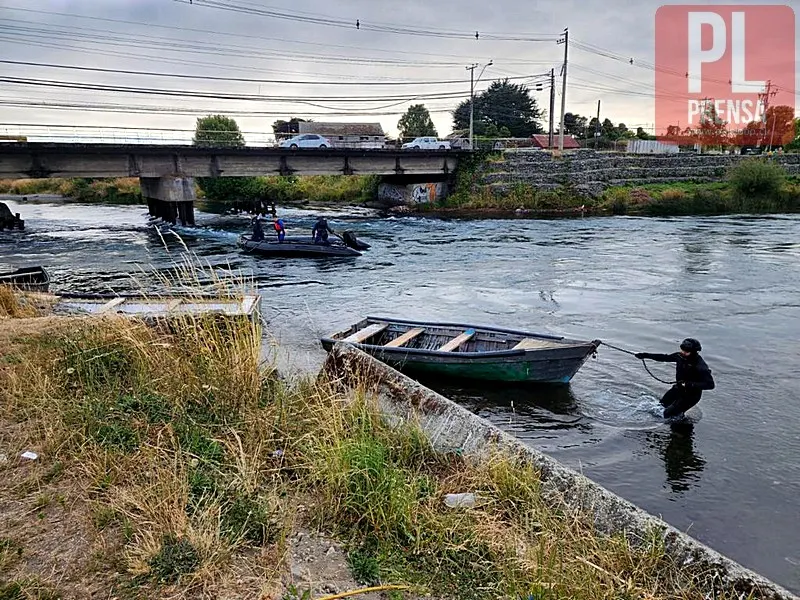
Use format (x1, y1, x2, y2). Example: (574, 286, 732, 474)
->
(438, 328, 475, 352)
(343, 322, 389, 344)
(384, 327, 424, 348)
(513, 337, 568, 350)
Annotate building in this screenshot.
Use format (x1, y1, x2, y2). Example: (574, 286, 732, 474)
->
(530, 134, 581, 150)
(297, 122, 386, 149)
(626, 139, 679, 154)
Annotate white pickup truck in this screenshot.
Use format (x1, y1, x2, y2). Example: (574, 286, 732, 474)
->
(401, 137, 451, 150)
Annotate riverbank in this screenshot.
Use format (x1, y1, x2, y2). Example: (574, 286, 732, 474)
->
(0, 175, 379, 208)
(0, 286, 771, 600)
(418, 152, 800, 218)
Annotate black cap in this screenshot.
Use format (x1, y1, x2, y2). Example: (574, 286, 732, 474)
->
(680, 338, 702, 353)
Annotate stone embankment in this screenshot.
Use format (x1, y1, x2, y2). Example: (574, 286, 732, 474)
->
(481, 149, 800, 197)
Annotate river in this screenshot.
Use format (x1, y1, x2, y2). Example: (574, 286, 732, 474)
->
(2, 195, 799, 593)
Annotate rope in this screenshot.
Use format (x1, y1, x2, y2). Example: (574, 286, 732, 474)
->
(598, 341, 677, 385)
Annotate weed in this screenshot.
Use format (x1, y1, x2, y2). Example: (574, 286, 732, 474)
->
(347, 543, 381, 585)
(281, 585, 312, 600)
(147, 536, 200, 584)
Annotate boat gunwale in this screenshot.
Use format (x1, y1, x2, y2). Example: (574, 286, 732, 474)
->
(322, 339, 598, 360)
(322, 317, 600, 360)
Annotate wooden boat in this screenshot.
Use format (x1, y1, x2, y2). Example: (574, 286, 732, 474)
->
(0, 266, 50, 291)
(53, 293, 261, 324)
(321, 316, 602, 384)
(238, 234, 362, 257)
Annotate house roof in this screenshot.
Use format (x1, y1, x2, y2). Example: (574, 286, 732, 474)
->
(298, 122, 385, 136)
(530, 134, 581, 149)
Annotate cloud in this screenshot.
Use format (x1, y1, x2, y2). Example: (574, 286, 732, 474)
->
(0, 0, 795, 142)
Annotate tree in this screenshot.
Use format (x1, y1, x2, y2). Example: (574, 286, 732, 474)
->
(452, 79, 543, 138)
(193, 115, 260, 202)
(562, 112, 588, 137)
(272, 117, 308, 139)
(397, 104, 437, 139)
(697, 103, 728, 150)
(193, 114, 245, 148)
(763, 105, 796, 147)
(636, 127, 655, 140)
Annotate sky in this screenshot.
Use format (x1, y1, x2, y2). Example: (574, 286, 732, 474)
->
(0, 0, 797, 144)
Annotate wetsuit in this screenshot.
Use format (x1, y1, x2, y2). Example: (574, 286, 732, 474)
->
(637, 352, 715, 418)
(252, 219, 265, 242)
(312, 218, 333, 244)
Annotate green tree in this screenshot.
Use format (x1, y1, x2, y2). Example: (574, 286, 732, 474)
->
(452, 79, 543, 138)
(193, 114, 245, 148)
(397, 104, 438, 139)
(193, 115, 260, 202)
(636, 127, 655, 140)
(562, 112, 588, 137)
(272, 117, 308, 139)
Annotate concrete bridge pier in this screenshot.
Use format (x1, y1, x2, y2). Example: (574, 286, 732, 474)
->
(140, 176, 196, 226)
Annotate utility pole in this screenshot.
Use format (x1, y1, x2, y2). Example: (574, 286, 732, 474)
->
(595, 99, 601, 139)
(467, 63, 477, 150)
(557, 27, 569, 151)
(548, 68, 555, 149)
(465, 60, 492, 150)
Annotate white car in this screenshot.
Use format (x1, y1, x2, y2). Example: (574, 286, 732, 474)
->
(401, 137, 450, 150)
(279, 134, 332, 149)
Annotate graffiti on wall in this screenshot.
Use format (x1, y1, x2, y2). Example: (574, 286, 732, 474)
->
(411, 182, 439, 204)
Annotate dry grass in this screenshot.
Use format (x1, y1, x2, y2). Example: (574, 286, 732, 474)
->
(0, 281, 763, 599)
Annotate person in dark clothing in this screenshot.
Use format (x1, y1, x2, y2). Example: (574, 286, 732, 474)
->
(635, 338, 715, 419)
(312, 216, 334, 245)
(251, 217, 265, 242)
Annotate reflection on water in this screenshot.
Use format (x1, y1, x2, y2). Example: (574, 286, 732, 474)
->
(645, 420, 706, 495)
(2, 198, 800, 594)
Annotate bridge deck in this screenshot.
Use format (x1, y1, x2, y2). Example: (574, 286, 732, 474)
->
(0, 143, 467, 179)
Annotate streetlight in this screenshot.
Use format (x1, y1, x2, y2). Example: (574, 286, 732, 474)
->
(466, 60, 493, 150)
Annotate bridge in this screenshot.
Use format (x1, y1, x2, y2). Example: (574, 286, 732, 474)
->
(0, 143, 463, 179)
(0, 142, 465, 225)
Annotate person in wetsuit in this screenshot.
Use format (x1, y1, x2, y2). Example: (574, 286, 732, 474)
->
(635, 338, 715, 419)
(312, 216, 334, 245)
(251, 217, 265, 242)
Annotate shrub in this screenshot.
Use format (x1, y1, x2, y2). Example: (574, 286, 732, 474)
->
(728, 158, 787, 198)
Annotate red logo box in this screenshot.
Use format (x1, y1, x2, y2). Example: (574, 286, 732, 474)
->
(655, 5, 795, 147)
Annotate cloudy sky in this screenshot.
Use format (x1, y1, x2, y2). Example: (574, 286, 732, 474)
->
(0, 0, 796, 144)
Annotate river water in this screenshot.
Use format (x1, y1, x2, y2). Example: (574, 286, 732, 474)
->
(2, 196, 799, 593)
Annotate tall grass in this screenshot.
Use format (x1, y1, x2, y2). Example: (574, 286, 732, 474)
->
(0, 274, 763, 598)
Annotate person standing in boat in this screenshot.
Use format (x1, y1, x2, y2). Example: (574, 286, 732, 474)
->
(273, 217, 286, 242)
(251, 216, 265, 242)
(312, 216, 334, 245)
(635, 338, 715, 419)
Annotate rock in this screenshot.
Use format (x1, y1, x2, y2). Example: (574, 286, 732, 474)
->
(325, 546, 336, 556)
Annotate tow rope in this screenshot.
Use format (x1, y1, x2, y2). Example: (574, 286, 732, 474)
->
(598, 341, 677, 385)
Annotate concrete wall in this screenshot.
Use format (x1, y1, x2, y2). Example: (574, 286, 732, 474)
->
(376, 181, 447, 206)
(481, 149, 800, 197)
(321, 343, 799, 600)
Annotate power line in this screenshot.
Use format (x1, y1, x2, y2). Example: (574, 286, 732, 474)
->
(173, 0, 560, 42)
(0, 59, 545, 87)
(0, 6, 523, 64)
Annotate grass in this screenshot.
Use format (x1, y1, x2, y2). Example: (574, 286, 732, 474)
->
(0, 276, 765, 599)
